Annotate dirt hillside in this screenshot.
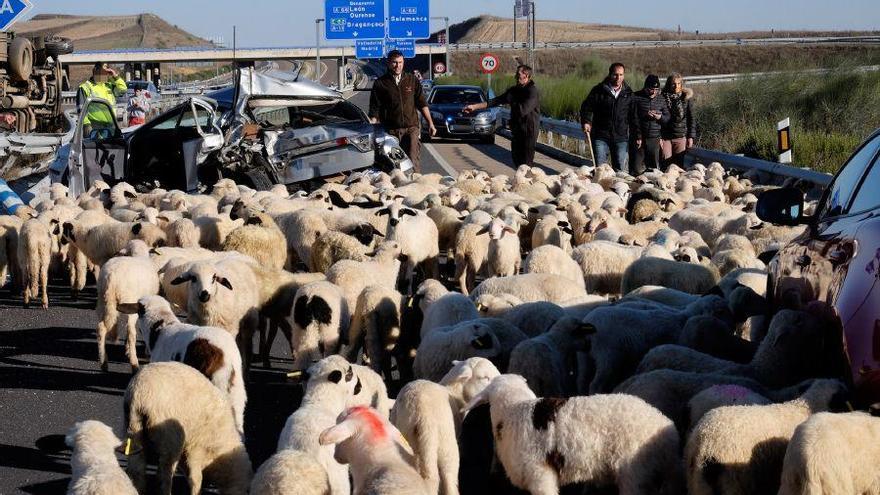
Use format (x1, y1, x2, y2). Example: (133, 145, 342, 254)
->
(15, 13, 212, 50)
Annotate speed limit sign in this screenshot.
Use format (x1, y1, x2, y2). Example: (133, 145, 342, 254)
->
(480, 53, 499, 74)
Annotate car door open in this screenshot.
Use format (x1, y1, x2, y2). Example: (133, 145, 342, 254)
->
(69, 97, 127, 194)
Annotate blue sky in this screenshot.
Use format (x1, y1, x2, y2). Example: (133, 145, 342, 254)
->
(23, 0, 880, 47)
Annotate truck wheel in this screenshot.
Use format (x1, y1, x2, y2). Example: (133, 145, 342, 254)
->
(9, 37, 33, 82)
(44, 36, 74, 58)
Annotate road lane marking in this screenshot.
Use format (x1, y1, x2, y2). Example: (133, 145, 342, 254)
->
(423, 142, 458, 177)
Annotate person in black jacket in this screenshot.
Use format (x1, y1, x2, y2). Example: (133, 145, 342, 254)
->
(660, 73, 697, 168)
(463, 64, 540, 166)
(462, 65, 541, 167)
(631, 74, 671, 175)
(579, 62, 636, 172)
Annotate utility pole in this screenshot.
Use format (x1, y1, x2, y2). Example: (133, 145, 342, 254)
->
(316, 18, 324, 83)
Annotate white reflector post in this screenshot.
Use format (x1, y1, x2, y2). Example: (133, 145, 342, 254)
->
(777, 117, 792, 164)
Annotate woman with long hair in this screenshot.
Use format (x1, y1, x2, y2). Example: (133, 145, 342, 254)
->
(660, 73, 696, 169)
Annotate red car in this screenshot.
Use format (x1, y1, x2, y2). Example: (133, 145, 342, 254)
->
(758, 129, 880, 407)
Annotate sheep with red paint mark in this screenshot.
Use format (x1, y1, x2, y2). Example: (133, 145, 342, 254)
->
(465, 374, 684, 495)
(321, 406, 429, 495)
(119, 295, 247, 435)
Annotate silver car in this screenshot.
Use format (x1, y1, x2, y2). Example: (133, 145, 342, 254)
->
(53, 67, 413, 196)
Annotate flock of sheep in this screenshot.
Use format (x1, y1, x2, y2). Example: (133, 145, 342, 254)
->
(1, 160, 878, 495)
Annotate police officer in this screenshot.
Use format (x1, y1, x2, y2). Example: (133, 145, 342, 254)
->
(463, 64, 540, 166)
(77, 62, 127, 133)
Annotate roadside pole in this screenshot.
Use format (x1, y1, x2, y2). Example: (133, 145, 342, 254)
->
(316, 18, 324, 83)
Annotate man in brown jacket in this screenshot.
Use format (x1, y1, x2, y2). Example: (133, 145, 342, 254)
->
(369, 50, 437, 171)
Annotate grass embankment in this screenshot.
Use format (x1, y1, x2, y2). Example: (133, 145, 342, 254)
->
(437, 59, 880, 173)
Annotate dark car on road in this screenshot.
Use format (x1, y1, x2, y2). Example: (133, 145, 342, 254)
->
(758, 128, 880, 407)
(422, 84, 498, 144)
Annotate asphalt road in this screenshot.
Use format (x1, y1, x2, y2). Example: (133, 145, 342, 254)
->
(0, 279, 304, 494)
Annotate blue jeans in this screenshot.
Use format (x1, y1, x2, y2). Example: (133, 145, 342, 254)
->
(593, 138, 629, 174)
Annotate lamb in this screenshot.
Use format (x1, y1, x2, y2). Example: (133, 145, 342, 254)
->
(453, 221, 491, 295)
(465, 374, 684, 495)
(250, 450, 331, 495)
(507, 317, 594, 397)
(417, 282, 479, 338)
(62, 220, 166, 267)
(667, 207, 757, 250)
(779, 411, 880, 495)
(349, 363, 395, 418)
(222, 211, 288, 270)
(278, 356, 360, 495)
(124, 362, 252, 495)
(583, 295, 732, 393)
(288, 281, 350, 372)
(118, 295, 247, 435)
(481, 216, 521, 279)
(345, 285, 403, 378)
(522, 244, 585, 289)
(95, 241, 161, 371)
(170, 256, 262, 371)
(326, 240, 402, 314)
(17, 217, 54, 308)
(469, 273, 588, 306)
(686, 384, 771, 431)
(686, 379, 849, 495)
(571, 240, 644, 294)
(413, 318, 527, 382)
(65, 420, 138, 495)
(486, 299, 567, 337)
(530, 215, 573, 253)
(0, 215, 22, 290)
(377, 201, 440, 292)
(620, 256, 721, 295)
(426, 205, 466, 255)
(636, 308, 846, 390)
(310, 228, 376, 274)
(390, 380, 461, 495)
(320, 406, 429, 495)
(613, 369, 807, 430)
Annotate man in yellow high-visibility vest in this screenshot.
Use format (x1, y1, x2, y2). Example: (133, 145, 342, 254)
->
(77, 62, 127, 133)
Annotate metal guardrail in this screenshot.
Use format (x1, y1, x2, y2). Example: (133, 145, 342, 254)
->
(496, 108, 833, 186)
(452, 36, 880, 51)
(683, 65, 880, 85)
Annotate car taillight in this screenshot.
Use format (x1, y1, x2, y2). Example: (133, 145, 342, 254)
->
(345, 134, 373, 153)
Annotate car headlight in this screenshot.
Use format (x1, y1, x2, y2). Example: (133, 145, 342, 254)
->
(473, 111, 494, 123)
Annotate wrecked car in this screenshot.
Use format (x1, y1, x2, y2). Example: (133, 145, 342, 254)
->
(51, 67, 413, 196)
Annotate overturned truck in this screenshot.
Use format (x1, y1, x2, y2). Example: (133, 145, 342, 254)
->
(0, 32, 72, 133)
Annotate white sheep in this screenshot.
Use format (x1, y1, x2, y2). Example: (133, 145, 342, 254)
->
(453, 221, 491, 295)
(469, 273, 588, 306)
(349, 363, 395, 418)
(686, 384, 770, 431)
(320, 406, 429, 495)
(65, 420, 138, 495)
(251, 449, 331, 495)
(289, 281, 350, 372)
(583, 295, 731, 393)
(124, 362, 251, 495)
(507, 317, 594, 397)
(17, 217, 54, 308)
(169, 256, 261, 371)
(480, 216, 521, 279)
(416, 281, 479, 338)
(278, 356, 359, 495)
(390, 380, 460, 495)
(571, 240, 644, 295)
(620, 256, 721, 295)
(686, 379, 849, 495)
(62, 219, 166, 267)
(465, 374, 684, 495)
(345, 285, 403, 378)
(95, 240, 160, 371)
(377, 201, 440, 292)
(222, 211, 288, 270)
(119, 295, 247, 435)
(779, 411, 880, 495)
(326, 240, 402, 314)
(522, 244, 586, 289)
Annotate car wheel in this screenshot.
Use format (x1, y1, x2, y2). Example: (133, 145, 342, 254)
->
(44, 36, 75, 57)
(480, 134, 496, 145)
